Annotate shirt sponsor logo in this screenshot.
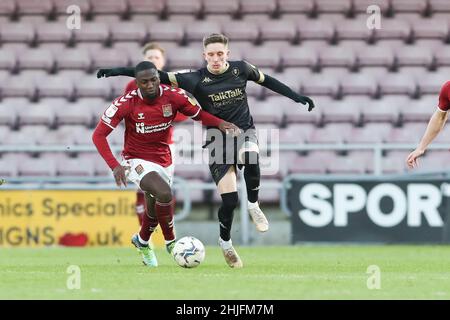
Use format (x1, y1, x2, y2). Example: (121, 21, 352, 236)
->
(162, 104, 173, 117)
(208, 88, 244, 102)
(135, 121, 172, 134)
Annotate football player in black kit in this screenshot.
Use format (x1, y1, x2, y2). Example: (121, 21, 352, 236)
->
(97, 33, 315, 268)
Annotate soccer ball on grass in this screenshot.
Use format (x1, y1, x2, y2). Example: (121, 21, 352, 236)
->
(172, 236, 205, 268)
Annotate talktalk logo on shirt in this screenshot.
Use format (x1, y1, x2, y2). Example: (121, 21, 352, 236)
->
(135, 121, 172, 134)
(208, 88, 244, 102)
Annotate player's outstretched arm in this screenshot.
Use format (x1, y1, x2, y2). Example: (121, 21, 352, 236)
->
(97, 67, 135, 78)
(406, 109, 448, 169)
(259, 74, 315, 111)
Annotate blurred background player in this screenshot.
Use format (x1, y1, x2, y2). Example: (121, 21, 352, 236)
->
(97, 34, 315, 268)
(92, 61, 239, 267)
(125, 42, 187, 229)
(407, 81, 450, 169)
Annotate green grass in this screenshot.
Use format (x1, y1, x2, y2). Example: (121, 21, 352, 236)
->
(1, 245, 450, 299)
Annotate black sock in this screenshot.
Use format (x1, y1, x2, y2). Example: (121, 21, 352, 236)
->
(218, 192, 238, 241)
(243, 152, 260, 203)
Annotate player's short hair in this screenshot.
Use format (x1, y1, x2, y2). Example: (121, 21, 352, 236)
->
(142, 42, 166, 56)
(135, 61, 157, 76)
(203, 33, 229, 48)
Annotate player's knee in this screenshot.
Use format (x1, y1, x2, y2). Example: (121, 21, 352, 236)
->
(156, 190, 172, 203)
(220, 191, 239, 211)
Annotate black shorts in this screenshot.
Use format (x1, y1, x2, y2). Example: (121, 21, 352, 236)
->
(204, 128, 259, 184)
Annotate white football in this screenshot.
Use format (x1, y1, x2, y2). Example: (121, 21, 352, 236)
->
(172, 236, 205, 268)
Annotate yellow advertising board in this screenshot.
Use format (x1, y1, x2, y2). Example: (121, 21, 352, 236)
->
(0, 190, 165, 247)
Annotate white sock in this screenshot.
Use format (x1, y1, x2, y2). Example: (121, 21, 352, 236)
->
(219, 237, 233, 250)
(165, 239, 176, 245)
(247, 201, 259, 209)
(138, 234, 149, 245)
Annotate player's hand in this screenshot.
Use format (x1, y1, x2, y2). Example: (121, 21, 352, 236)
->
(97, 68, 114, 78)
(219, 121, 241, 137)
(406, 148, 425, 169)
(113, 165, 130, 187)
(296, 95, 315, 112)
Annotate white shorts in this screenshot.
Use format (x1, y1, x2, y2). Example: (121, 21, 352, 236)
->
(122, 158, 174, 189)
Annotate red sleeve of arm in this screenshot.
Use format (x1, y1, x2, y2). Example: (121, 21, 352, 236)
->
(192, 110, 223, 127)
(174, 112, 188, 122)
(92, 121, 120, 170)
(438, 81, 450, 111)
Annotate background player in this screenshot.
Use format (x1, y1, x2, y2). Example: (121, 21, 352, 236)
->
(97, 33, 315, 268)
(92, 61, 239, 267)
(406, 81, 450, 169)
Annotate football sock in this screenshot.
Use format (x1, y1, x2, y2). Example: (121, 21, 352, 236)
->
(243, 154, 260, 203)
(155, 200, 176, 241)
(139, 212, 158, 243)
(218, 192, 238, 241)
(136, 191, 146, 226)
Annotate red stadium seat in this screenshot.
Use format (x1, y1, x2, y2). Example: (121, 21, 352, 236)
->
(202, 0, 239, 15)
(278, 0, 314, 14)
(110, 22, 147, 42)
(72, 22, 110, 43)
(0, 23, 35, 44)
(55, 48, 91, 71)
(321, 97, 363, 125)
(347, 123, 392, 143)
(90, 0, 127, 15)
(240, 0, 277, 15)
(390, 0, 428, 14)
(185, 21, 222, 42)
(340, 73, 378, 98)
(309, 123, 353, 144)
(147, 21, 185, 43)
(16, 0, 53, 15)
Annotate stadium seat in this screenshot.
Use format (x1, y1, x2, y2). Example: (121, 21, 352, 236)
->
(335, 18, 374, 41)
(401, 96, 435, 123)
(110, 76, 135, 97)
(81, 152, 115, 176)
(411, 18, 449, 40)
(0, 23, 35, 44)
(245, 81, 265, 99)
(390, 0, 428, 14)
(72, 22, 110, 44)
(327, 155, 367, 174)
(18, 157, 57, 177)
(382, 151, 408, 174)
(202, 0, 239, 15)
(166, 0, 202, 15)
(54, 0, 90, 16)
(347, 123, 392, 144)
(71, 126, 95, 144)
(279, 124, 316, 143)
(17, 100, 58, 127)
(319, 46, 356, 68)
(90, 0, 128, 15)
(185, 21, 222, 42)
(355, 45, 394, 68)
(288, 152, 334, 174)
(54, 100, 95, 127)
(36, 125, 81, 146)
(0, 49, 16, 72)
(297, 20, 335, 41)
(321, 97, 363, 125)
(0, 98, 22, 127)
(281, 46, 318, 69)
(309, 123, 353, 144)
(372, 20, 411, 41)
(91, 48, 129, 70)
(242, 46, 281, 69)
(1, 74, 37, 99)
(315, 0, 351, 14)
(416, 72, 450, 95)
(0, 157, 19, 177)
(222, 21, 260, 42)
(18, 48, 54, 71)
(16, 0, 53, 15)
(388, 123, 428, 143)
(240, 0, 277, 15)
(55, 156, 95, 176)
(360, 96, 407, 124)
(378, 72, 417, 97)
(433, 124, 450, 143)
(250, 99, 284, 125)
(174, 179, 205, 203)
(35, 22, 73, 44)
(340, 73, 378, 98)
(37, 75, 75, 99)
(55, 48, 91, 71)
(429, 0, 450, 12)
(434, 46, 450, 67)
(167, 47, 204, 70)
(300, 73, 341, 98)
(0, 0, 15, 15)
(278, 0, 314, 14)
(128, 0, 165, 15)
(147, 21, 185, 43)
(254, 179, 281, 203)
(394, 46, 434, 68)
(110, 22, 147, 43)
(4, 125, 48, 145)
(352, 0, 390, 15)
(74, 75, 112, 99)
(175, 162, 210, 180)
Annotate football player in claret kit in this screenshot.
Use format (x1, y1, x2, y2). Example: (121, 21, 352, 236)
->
(92, 61, 239, 267)
(97, 33, 315, 268)
(407, 81, 450, 169)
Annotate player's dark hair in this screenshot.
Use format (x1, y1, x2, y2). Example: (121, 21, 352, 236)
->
(135, 61, 157, 76)
(203, 33, 229, 48)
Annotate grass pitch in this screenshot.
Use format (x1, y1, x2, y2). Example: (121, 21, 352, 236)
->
(1, 245, 450, 300)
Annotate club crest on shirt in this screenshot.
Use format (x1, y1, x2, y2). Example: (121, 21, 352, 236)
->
(135, 164, 144, 175)
(162, 104, 173, 117)
(137, 113, 145, 120)
(232, 67, 240, 77)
